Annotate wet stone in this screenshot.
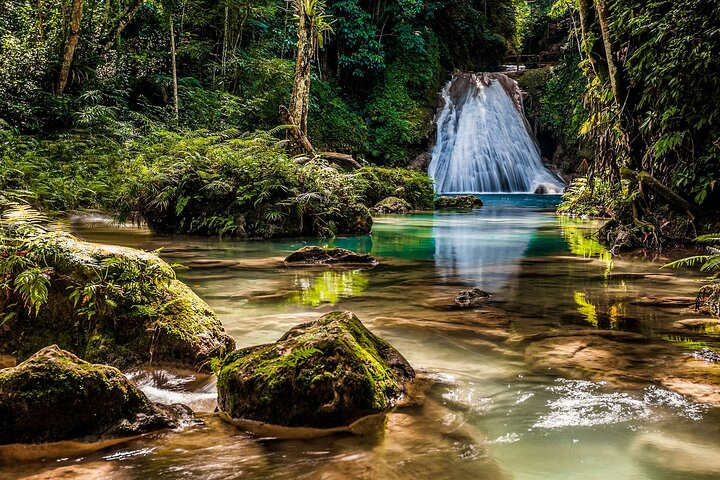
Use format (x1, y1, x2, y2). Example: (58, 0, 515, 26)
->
(217, 311, 415, 428)
(434, 195, 484, 209)
(0, 345, 194, 445)
(284, 246, 378, 267)
(372, 197, 412, 215)
(693, 348, 720, 363)
(454, 288, 491, 308)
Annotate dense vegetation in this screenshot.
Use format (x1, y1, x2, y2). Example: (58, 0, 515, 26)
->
(0, 0, 516, 164)
(512, 0, 720, 251)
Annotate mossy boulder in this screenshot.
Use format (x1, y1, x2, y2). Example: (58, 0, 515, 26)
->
(372, 197, 412, 215)
(434, 195, 484, 209)
(0, 226, 234, 370)
(0, 346, 192, 444)
(216, 311, 415, 428)
(332, 203, 373, 235)
(284, 246, 378, 267)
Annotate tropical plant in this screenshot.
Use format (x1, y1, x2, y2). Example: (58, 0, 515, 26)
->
(665, 234, 720, 317)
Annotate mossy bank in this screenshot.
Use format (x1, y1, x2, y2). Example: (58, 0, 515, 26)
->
(0, 203, 234, 369)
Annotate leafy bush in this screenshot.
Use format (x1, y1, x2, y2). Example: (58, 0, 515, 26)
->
(127, 130, 373, 238)
(665, 234, 720, 317)
(355, 167, 435, 210)
(557, 177, 621, 218)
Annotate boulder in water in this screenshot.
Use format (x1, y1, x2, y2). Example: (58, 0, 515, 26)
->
(534, 185, 548, 194)
(0, 225, 235, 370)
(284, 246, 378, 267)
(454, 288, 491, 308)
(435, 195, 484, 209)
(331, 203, 373, 235)
(217, 311, 415, 428)
(372, 197, 412, 214)
(0, 346, 192, 444)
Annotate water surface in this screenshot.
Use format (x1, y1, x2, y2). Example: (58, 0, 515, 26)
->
(3, 197, 719, 480)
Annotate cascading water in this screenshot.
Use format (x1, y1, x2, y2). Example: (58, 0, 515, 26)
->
(428, 73, 565, 194)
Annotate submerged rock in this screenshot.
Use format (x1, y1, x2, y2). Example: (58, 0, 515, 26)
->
(454, 288, 491, 308)
(217, 311, 415, 428)
(284, 246, 378, 267)
(434, 195, 484, 209)
(0, 228, 234, 370)
(692, 348, 720, 363)
(372, 197, 412, 215)
(0, 346, 192, 445)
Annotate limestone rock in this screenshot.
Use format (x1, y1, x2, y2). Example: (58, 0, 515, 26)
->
(0, 228, 234, 370)
(434, 195, 484, 209)
(371, 197, 412, 215)
(454, 288, 491, 308)
(284, 246, 378, 267)
(0, 346, 192, 445)
(217, 311, 415, 428)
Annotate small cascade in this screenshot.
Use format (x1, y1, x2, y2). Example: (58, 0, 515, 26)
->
(428, 73, 565, 194)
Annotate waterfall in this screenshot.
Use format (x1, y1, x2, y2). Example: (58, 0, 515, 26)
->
(428, 73, 565, 194)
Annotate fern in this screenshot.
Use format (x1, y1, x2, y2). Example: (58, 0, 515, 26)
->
(665, 233, 720, 317)
(13, 268, 50, 315)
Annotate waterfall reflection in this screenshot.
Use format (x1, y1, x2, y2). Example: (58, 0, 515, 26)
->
(432, 207, 548, 288)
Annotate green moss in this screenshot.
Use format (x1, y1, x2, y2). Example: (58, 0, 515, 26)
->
(0, 211, 234, 370)
(217, 311, 415, 428)
(355, 167, 434, 210)
(435, 195, 484, 209)
(0, 345, 171, 444)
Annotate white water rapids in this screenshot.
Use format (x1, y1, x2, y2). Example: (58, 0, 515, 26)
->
(428, 73, 565, 194)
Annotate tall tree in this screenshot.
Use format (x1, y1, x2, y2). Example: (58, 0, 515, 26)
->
(285, 0, 332, 153)
(101, 0, 145, 53)
(169, 12, 179, 121)
(56, 0, 84, 94)
(593, 0, 623, 106)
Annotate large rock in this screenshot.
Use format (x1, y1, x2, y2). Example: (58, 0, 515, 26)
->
(217, 311, 415, 428)
(434, 195, 484, 209)
(0, 227, 234, 370)
(372, 197, 412, 215)
(0, 346, 191, 444)
(331, 203, 373, 236)
(284, 246, 378, 267)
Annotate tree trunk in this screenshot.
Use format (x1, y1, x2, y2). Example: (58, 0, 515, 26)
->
(102, 0, 144, 53)
(35, 0, 45, 40)
(221, 6, 228, 82)
(279, 105, 316, 157)
(289, 0, 312, 139)
(577, 0, 596, 72)
(594, 0, 623, 105)
(169, 14, 179, 121)
(56, 0, 84, 95)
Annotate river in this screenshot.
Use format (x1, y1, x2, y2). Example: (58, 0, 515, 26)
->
(2, 195, 719, 480)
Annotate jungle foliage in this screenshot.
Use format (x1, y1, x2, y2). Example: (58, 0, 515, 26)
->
(0, 0, 517, 165)
(666, 234, 720, 318)
(531, 0, 720, 249)
(0, 127, 434, 237)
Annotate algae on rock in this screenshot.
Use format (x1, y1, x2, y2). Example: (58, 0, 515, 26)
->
(0, 211, 234, 369)
(284, 246, 378, 267)
(0, 345, 191, 444)
(434, 195, 484, 209)
(217, 311, 415, 428)
(372, 197, 412, 215)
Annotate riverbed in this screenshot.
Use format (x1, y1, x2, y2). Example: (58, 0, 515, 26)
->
(2, 195, 719, 480)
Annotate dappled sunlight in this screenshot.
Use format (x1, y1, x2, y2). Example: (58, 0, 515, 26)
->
(289, 270, 369, 307)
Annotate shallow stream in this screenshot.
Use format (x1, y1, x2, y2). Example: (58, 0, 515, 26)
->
(3, 195, 720, 480)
